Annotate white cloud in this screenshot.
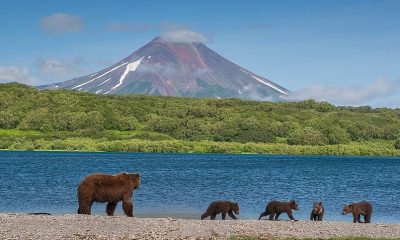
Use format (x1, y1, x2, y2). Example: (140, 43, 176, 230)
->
(0, 66, 37, 85)
(37, 56, 86, 76)
(160, 30, 210, 44)
(289, 78, 400, 107)
(107, 22, 132, 31)
(38, 59, 67, 74)
(137, 63, 178, 77)
(41, 13, 83, 34)
(36, 56, 116, 84)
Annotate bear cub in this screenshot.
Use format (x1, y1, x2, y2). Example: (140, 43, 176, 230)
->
(259, 200, 299, 221)
(342, 201, 372, 223)
(201, 200, 239, 220)
(310, 202, 324, 221)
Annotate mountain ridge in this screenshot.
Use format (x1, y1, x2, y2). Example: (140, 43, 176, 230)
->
(38, 36, 289, 101)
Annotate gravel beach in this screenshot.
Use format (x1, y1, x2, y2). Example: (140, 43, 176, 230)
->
(1, 214, 400, 239)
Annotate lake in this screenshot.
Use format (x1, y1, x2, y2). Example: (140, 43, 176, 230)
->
(0, 151, 399, 223)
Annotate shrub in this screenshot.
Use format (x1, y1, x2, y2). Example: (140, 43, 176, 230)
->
(395, 139, 400, 149)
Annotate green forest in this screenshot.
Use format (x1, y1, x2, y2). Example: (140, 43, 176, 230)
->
(1, 83, 400, 156)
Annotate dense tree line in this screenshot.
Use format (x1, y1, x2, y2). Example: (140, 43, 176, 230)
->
(1, 83, 400, 148)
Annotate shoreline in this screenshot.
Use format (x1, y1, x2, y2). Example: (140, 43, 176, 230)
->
(3, 211, 400, 224)
(1, 214, 400, 239)
(1, 148, 400, 158)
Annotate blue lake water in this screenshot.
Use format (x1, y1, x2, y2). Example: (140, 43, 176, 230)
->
(0, 151, 399, 223)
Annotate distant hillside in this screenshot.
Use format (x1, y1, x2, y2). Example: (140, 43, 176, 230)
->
(1, 83, 400, 155)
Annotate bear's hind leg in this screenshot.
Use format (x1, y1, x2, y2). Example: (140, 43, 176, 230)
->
(365, 212, 371, 223)
(361, 213, 369, 223)
(78, 205, 92, 215)
(365, 215, 371, 223)
(78, 200, 93, 215)
(106, 202, 118, 216)
(201, 211, 210, 220)
(258, 211, 268, 220)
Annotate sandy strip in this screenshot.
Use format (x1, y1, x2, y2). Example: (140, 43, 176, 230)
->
(1, 214, 400, 239)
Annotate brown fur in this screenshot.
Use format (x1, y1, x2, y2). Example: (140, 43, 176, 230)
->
(310, 202, 324, 221)
(201, 200, 239, 220)
(342, 201, 372, 223)
(259, 200, 299, 221)
(77, 172, 141, 217)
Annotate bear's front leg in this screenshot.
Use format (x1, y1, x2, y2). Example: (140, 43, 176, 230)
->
(122, 198, 133, 217)
(221, 212, 227, 220)
(228, 210, 237, 220)
(268, 211, 275, 220)
(287, 210, 297, 221)
(352, 213, 358, 223)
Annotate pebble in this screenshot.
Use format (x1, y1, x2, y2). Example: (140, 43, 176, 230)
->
(1, 214, 400, 239)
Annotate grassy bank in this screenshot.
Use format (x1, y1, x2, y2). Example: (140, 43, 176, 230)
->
(1, 129, 400, 156)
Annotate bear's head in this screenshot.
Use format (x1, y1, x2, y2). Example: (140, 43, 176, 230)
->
(342, 204, 353, 215)
(289, 200, 299, 210)
(128, 173, 141, 190)
(231, 202, 240, 215)
(313, 202, 323, 214)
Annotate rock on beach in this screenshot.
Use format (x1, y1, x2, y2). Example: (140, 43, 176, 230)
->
(1, 214, 400, 239)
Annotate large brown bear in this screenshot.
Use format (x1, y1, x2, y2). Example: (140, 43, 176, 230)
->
(342, 201, 372, 223)
(259, 200, 299, 221)
(310, 202, 324, 221)
(201, 200, 239, 220)
(77, 172, 141, 217)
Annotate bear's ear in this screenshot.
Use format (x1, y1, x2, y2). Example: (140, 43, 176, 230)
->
(319, 202, 322, 205)
(129, 173, 140, 181)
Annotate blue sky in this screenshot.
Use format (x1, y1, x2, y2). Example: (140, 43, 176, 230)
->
(1, 0, 399, 107)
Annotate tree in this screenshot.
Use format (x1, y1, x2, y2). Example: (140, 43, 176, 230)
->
(114, 116, 140, 131)
(83, 111, 105, 131)
(237, 116, 275, 143)
(53, 111, 86, 131)
(395, 139, 400, 150)
(0, 110, 21, 129)
(19, 108, 53, 131)
(147, 114, 179, 136)
(212, 118, 239, 142)
(287, 127, 328, 146)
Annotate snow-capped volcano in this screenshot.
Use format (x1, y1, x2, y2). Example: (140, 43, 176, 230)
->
(39, 36, 289, 100)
